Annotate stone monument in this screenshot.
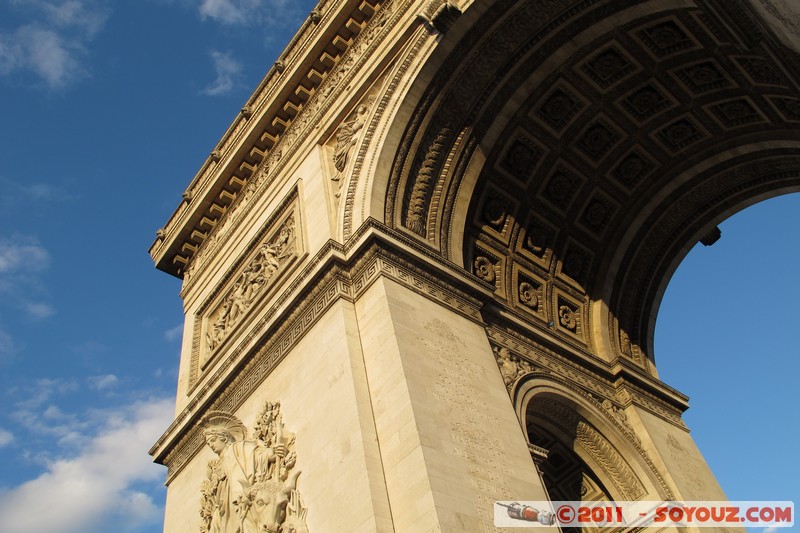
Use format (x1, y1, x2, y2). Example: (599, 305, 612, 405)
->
(151, 0, 800, 530)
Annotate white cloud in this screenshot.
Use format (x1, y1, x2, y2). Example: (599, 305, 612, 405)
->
(0, 397, 172, 533)
(0, 1, 110, 88)
(0, 328, 18, 362)
(13, 377, 79, 412)
(39, 0, 110, 37)
(202, 50, 242, 96)
(70, 339, 107, 355)
(25, 26, 81, 86)
(88, 374, 118, 390)
(0, 178, 74, 214)
(10, 379, 90, 449)
(163, 324, 183, 342)
(0, 236, 50, 275)
(0, 25, 82, 88)
(199, 0, 262, 25)
(195, 0, 301, 30)
(0, 428, 13, 447)
(0, 236, 54, 319)
(24, 301, 56, 319)
(25, 183, 68, 201)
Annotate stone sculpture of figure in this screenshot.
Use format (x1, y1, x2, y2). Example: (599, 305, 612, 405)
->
(227, 282, 248, 327)
(200, 411, 286, 533)
(494, 346, 532, 389)
(331, 104, 370, 198)
(207, 300, 232, 351)
(255, 242, 280, 281)
(333, 105, 368, 174)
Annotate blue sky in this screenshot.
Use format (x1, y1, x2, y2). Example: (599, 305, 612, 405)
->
(0, 1, 795, 532)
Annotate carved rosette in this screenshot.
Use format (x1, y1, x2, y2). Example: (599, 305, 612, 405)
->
(558, 304, 578, 332)
(518, 281, 539, 310)
(199, 402, 309, 533)
(473, 255, 496, 283)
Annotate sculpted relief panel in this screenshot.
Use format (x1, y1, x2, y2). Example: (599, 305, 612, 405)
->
(200, 402, 308, 533)
(193, 199, 301, 385)
(328, 94, 378, 202)
(206, 218, 295, 353)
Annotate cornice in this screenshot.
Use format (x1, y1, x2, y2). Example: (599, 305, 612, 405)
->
(149, 218, 493, 482)
(150, 0, 388, 278)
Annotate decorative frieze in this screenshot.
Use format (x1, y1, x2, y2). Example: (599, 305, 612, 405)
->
(190, 193, 303, 387)
(205, 216, 296, 355)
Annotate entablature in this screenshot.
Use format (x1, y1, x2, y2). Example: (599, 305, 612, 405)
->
(150, 0, 385, 278)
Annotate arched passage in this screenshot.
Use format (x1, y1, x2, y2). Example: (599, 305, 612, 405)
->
(360, 0, 800, 372)
(352, 0, 800, 507)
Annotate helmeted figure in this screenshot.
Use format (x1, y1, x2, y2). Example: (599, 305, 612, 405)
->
(199, 405, 308, 533)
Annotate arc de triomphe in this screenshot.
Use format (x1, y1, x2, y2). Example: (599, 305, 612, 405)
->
(150, 1, 800, 530)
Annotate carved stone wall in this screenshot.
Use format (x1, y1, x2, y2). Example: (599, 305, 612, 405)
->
(189, 192, 303, 389)
(149, 0, 790, 530)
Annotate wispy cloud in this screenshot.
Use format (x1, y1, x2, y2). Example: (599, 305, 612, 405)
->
(23, 302, 56, 319)
(163, 324, 183, 342)
(202, 50, 242, 95)
(199, 0, 264, 26)
(0, 1, 110, 88)
(0, 235, 54, 320)
(10, 378, 88, 450)
(37, 0, 109, 37)
(0, 178, 74, 209)
(0, 397, 172, 533)
(70, 339, 107, 355)
(0, 236, 50, 275)
(195, 0, 307, 32)
(0, 428, 13, 447)
(13, 377, 79, 412)
(88, 374, 118, 390)
(0, 328, 18, 363)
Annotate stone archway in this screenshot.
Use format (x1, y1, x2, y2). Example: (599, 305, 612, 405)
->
(364, 0, 800, 510)
(151, 1, 800, 530)
(374, 0, 800, 370)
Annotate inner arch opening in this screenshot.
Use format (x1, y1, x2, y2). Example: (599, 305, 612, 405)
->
(654, 192, 800, 502)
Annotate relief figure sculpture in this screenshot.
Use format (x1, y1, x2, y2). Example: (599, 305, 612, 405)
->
(205, 218, 296, 353)
(199, 403, 308, 533)
(331, 97, 375, 198)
